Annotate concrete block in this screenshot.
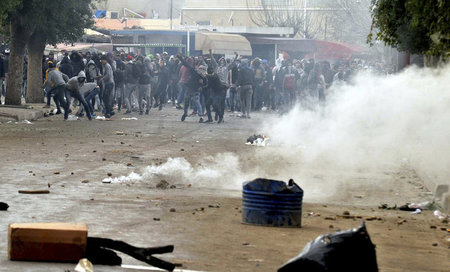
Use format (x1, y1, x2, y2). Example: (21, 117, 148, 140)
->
(442, 192, 450, 213)
(8, 223, 88, 262)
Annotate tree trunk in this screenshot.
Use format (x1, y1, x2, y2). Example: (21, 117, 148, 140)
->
(424, 55, 440, 68)
(26, 31, 46, 103)
(5, 15, 31, 105)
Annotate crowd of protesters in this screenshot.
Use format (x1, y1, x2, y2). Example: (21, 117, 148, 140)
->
(0, 47, 392, 122)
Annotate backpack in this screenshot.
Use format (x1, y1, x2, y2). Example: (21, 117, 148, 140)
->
(284, 73, 296, 91)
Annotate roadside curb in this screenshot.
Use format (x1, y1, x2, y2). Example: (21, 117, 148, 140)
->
(0, 104, 47, 122)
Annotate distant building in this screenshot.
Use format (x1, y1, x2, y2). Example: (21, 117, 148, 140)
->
(96, 0, 186, 19)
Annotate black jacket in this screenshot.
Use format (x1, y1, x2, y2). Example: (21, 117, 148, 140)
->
(179, 57, 206, 95)
(238, 66, 254, 86)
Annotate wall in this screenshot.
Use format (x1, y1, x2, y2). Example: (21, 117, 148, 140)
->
(96, 0, 186, 19)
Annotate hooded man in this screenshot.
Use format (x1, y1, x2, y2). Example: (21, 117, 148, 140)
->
(204, 66, 226, 123)
(135, 55, 152, 115)
(42, 61, 69, 116)
(237, 59, 254, 119)
(65, 71, 92, 120)
(100, 55, 115, 118)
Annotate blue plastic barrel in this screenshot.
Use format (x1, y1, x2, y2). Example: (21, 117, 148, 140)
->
(242, 178, 303, 227)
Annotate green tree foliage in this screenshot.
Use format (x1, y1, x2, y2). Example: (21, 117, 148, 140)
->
(369, 0, 450, 57)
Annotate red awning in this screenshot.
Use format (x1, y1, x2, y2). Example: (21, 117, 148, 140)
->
(306, 40, 368, 61)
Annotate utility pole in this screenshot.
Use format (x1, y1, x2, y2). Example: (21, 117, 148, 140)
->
(303, 0, 307, 36)
(170, 0, 173, 30)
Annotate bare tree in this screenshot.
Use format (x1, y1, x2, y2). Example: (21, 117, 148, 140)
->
(246, 0, 322, 38)
(325, 0, 372, 43)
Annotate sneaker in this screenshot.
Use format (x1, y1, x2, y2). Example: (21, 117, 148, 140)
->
(139, 111, 143, 115)
(189, 111, 197, 117)
(159, 104, 163, 111)
(240, 115, 247, 119)
(105, 114, 111, 118)
(176, 105, 183, 110)
(124, 110, 132, 114)
(77, 113, 85, 117)
(247, 115, 251, 119)
(43, 105, 50, 108)
(204, 119, 213, 123)
(145, 110, 149, 115)
(214, 113, 218, 121)
(181, 114, 186, 122)
(91, 113, 97, 118)
(218, 117, 224, 123)
(199, 117, 204, 123)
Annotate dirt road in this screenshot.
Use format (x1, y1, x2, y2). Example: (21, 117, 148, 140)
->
(0, 107, 448, 271)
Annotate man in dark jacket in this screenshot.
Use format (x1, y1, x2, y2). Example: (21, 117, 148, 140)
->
(59, 56, 73, 78)
(70, 51, 85, 77)
(237, 59, 254, 119)
(135, 55, 152, 115)
(204, 66, 226, 123)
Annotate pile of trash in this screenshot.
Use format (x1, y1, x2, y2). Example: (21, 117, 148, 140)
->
(278, 222, 378, 272)
(245, 134, 270, 147)
(379, 201, 438, 214)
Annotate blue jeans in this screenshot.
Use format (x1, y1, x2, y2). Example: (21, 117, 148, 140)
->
(177, 83, 186, 106)
(184, 91, 203, 117)
(85, 88, 100, 115)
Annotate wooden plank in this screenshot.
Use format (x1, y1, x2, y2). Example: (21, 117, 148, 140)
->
(8, 223, 88, 262)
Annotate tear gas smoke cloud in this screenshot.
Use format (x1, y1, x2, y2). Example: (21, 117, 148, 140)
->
(105, 65, 450, 201)
(263, 64, 450, 184)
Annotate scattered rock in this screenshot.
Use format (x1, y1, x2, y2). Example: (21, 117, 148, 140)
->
(343, 211, 350, 216)
(101, 139, 104, 143)
(325, 216, 336, 221)
(71, 172, 74, 175)
(81, 180, 89, 184)
(208, 204, 220, 208)
(156, 180, 170, 189)
(180, 149, 185, 151)
(93, 150, 97, 153)
(365, 216, 378, 221)
(169, 208, 176, 212)
(107, 173, 112, 177)
(102, 158, 106, 161)
(329, 225, 334, 229)
(53, 171, 60, 175)
(153, 218, 161, 221)
(116, 131, 124, 135)
(28, 171, 33, 173)
(430, 225, 437, 229)
(170, 185, 176, 189)
(47, 183, 51, 188)
(126, 162, 133, 166)
(120, 142, 125, 145)
(431, 243, 438, 247)
(242, 242, 250, 246)
(397, 219, 407, 225)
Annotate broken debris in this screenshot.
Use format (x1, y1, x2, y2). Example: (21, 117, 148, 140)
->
(18, 190, 50, 194)
(278, 222, 378, 272)
(74, 258, 94, 272)
(245, 134, 270, 147)
(0, 202, 9, 211)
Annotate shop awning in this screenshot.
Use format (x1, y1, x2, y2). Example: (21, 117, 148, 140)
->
(195, 32, 252, 56)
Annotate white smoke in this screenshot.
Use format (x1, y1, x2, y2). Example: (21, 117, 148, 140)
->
(104, 64, 450, 202)
(263, 64, 450, 184)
